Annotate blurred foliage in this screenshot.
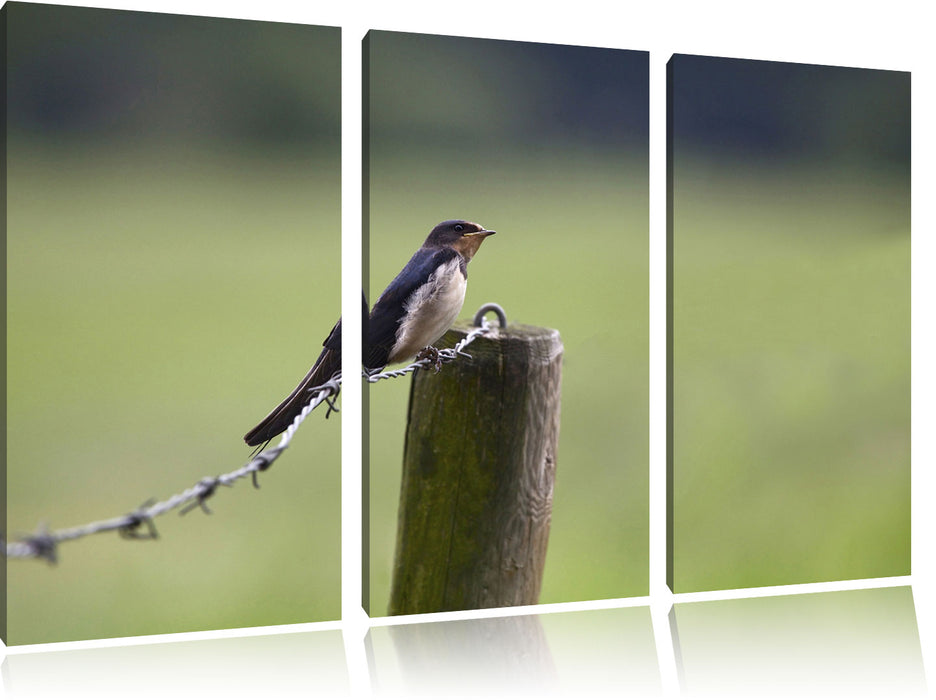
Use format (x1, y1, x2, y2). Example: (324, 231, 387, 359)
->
(365, 32, 650, 613)
(5, 4, 341, 644)
(670, 54, 910, 169)
(670, 56, 910, 592)
(365, 32, 647, 155)
(5, 2, 339, 152)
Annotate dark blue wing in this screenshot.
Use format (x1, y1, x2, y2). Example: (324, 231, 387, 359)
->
(364, 246, 459, 370)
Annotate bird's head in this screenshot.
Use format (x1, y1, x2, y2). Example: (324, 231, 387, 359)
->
(425, 219, 496, 261)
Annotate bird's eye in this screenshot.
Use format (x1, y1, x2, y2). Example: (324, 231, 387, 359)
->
(454, 224, 464, 232)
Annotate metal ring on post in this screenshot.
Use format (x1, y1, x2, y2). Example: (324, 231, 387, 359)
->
(473, 303, 507, 329)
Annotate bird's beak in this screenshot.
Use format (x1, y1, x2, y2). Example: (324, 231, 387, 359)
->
(454, 227, 495, 260)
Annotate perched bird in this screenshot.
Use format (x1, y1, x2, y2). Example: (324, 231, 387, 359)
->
(364, 219, 495, 371)
(243, 219, 495, 446)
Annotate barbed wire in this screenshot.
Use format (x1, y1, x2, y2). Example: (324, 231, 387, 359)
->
(363, 317, 495, 383)
(3, 309, 500, 563)
(2, 373, 342, 563)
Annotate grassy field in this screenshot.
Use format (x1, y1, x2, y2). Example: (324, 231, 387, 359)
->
(7, 141, 905, 639)
(6, 145, 341, 644)
(671, 159, 910, 591)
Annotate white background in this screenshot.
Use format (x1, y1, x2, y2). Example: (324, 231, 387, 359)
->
(3, 1, 932, 698)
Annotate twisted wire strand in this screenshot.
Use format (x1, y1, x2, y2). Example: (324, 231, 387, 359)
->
(3, 316, 496, 562)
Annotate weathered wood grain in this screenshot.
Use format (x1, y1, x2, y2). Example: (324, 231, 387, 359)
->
(389, 321, 563, 615)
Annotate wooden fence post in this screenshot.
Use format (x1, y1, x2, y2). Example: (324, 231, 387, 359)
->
(389, 315, 563, 615)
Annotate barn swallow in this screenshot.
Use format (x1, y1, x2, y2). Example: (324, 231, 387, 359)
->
(364, 219, 495, 371)
(243, 219, 494, 446)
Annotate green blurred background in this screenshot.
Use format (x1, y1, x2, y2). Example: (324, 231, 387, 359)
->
(364, 32, 650, 613)
(669, 56, 910, 591)
(5, 3, 340, 644)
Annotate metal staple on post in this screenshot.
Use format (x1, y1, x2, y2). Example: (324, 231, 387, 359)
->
(472, 302, 507, 329)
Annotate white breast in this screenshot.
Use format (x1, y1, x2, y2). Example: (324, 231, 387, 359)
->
(389, 257, 467, 364)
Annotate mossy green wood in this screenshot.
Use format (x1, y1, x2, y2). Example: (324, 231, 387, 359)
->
(389, 321, 563, 615)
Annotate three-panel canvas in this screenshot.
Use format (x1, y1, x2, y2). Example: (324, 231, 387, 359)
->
(2, 0, 911, 661)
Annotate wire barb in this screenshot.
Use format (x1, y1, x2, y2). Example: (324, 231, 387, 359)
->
(119, 499, 160, 540)
(179, 478, 221, 516)
(20, 531, 58, 564)
(3, 307, 499, 563)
